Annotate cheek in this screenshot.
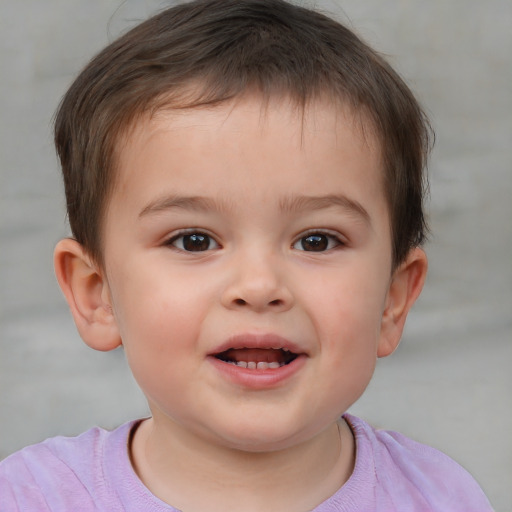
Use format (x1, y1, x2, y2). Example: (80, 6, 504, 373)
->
(114, 283, 203, 407)
(304, 264, 388, 382)
(107, 264, 204, 373)
(312, 271, 386, 336)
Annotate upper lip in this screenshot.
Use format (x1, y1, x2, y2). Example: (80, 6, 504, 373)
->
(209, 333, 306, 357)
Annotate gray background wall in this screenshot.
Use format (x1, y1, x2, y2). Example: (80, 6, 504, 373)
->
(0, 1, 510, 509)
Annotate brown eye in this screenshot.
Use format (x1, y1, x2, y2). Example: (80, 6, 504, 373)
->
(170, 232, 219, 252)
(293, 233, 341, 252)
(301, 234, 328, 251)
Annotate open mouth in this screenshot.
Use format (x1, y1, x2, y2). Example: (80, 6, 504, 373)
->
(214, 347, 299, 370)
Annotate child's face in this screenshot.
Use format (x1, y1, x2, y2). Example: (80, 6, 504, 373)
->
(100, 96, 403, 451)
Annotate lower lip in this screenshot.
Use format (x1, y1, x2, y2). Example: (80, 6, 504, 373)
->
(208, 355, 307, 388)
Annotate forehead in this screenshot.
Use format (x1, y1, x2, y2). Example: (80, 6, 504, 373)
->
(160, 94, 379, 142)
(109, 95, 386, 219)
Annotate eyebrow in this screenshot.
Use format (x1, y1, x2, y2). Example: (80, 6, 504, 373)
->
(139, 195, 229, 217)
(139, 193, 370, 224)
(279, 194, 371, 224)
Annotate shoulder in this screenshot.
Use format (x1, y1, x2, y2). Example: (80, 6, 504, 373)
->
(0, 422, 136, 512)
(343, 414, 493, 512)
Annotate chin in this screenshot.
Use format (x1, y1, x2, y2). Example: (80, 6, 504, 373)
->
(207, 418, 317, 453)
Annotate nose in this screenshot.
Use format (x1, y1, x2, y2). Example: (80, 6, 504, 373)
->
(220, 252, 294, 313)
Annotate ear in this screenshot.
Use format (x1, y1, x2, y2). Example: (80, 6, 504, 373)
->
(377, 247, 428, 358)
(54, 238, 122, 351)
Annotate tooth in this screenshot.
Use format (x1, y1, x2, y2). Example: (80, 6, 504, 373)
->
(247, 361, 257, 369)
(256, 362, 269, 370)
(268, 362, 280, 369)
(237, 361, 248, 368)
(283, 348, 290, 353)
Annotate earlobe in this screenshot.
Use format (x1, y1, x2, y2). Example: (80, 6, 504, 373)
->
(378, 248, 428, 358)
(54, 238, 122, 352)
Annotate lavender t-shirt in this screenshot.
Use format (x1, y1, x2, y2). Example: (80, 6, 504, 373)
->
(0, 414, 492, 511)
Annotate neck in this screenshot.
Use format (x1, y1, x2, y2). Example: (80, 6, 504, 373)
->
(130, 415, 355, 512)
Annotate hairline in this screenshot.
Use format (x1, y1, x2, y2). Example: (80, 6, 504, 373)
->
(96, 88, 390, 269)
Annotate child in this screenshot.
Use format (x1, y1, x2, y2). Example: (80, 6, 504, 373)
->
(0, 0, 493, 510)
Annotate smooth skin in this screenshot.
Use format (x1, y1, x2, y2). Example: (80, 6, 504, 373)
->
(54, 95, 427, 512)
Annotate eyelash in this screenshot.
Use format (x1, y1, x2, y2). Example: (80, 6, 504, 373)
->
(292, 230, 345, 252)
(165, 230, 220, 252)
(165, 229, 345, 253)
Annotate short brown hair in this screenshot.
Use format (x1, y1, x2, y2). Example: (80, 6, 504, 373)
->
(54, 0, 431, 268)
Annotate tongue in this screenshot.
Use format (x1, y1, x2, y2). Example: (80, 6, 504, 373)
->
(222, 348, 284, 364)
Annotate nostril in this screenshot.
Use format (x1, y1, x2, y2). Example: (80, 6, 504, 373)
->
(232, 298, 282, 307)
